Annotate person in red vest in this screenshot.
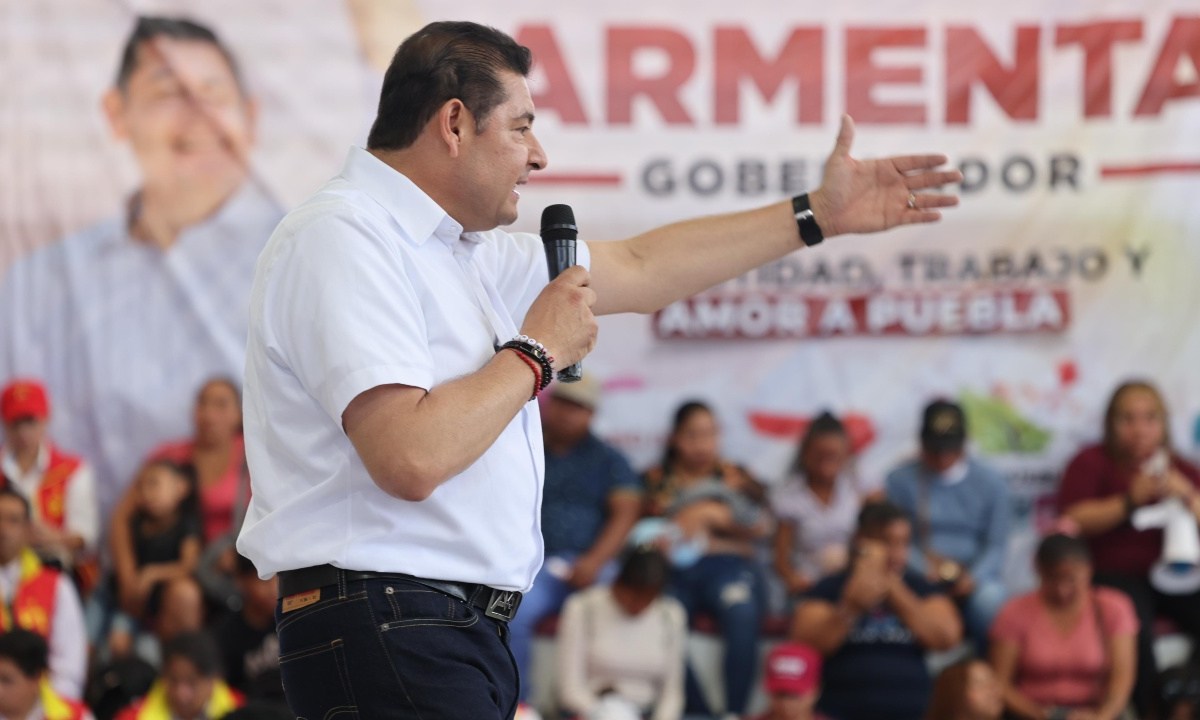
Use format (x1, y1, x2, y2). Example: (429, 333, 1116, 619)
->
(0, 380, 99, 574)
(0, 487, 87, 699)
(115, 632, 243, 720)
(0, 629, 93, 720)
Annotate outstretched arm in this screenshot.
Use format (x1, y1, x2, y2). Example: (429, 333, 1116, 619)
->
(589, 115, 962, 316)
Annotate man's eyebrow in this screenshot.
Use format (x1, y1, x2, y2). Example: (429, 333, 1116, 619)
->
(513, 111, 535, 124)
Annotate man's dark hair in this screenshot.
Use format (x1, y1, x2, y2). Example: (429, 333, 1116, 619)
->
(856, 500, 910, 536)
(0, 487, 32, 521)
(115, 15, 244, 92)
(367, 21, 532, 151)
(0, 629, 49, 679)
(161, 631, 223, 678)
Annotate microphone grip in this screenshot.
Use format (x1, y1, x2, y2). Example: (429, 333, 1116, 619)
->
(544, 239, 583, 383)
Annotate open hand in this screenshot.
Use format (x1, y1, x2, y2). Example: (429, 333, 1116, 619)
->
(809, 115, 963, 237)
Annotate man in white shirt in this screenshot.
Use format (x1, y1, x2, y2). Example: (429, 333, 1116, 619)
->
(236, 20, 962, 720)
(0, 16, 280, 505)
(0, 489, 87, 701)
(0, 381, 98, 571)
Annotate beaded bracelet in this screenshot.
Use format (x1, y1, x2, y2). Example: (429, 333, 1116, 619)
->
(505, 348, 543, 401)
(499, 336, 554, 393)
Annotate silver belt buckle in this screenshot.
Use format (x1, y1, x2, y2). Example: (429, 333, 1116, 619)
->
(485, 589, 521, 621)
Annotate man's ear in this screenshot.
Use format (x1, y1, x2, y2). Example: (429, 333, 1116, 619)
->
(102, 88, 129, 140)
(435, 99, 471, 158)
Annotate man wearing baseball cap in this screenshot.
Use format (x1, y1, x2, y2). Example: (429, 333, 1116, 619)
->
(0, 380, 99, 573)
(750, 643, 826, 720)
(884, 399, 1009, 653)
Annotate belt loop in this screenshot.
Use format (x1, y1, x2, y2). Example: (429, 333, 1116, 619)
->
(337, 568, 347, 599)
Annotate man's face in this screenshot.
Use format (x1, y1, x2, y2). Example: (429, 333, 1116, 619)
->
(103, 37, 255, 198)
(0, 658, 39, 719)
(3, 418, 46, 457)
(920, 446, 964, 474)
(0, 497, 30, 565)
(163, 656, 215, 719)
(860, 519, 911, 575)
(455, 71, 547, 231)
(540, 396, 593, 448)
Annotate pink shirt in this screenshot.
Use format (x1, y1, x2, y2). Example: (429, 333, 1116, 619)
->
(150, 436, 246, 543)
(991, 588, 1137, 708)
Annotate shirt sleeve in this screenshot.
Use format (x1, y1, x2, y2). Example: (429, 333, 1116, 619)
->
(64, 462, 99, 551)
(804, 574, 843, 603)
(990, 597, 1027, 649)
(652, 598, 688, 720)
(1056, 448, 1107, 513)
(1097, 588, 1139, 637)
(49, 575, 87, 699)
(969, 467, 1010, 583)
(556, 591, 600, 716)
(604, 446, 642, 497)
(263, 212, 436, 424)
(486, 231, 591, 328)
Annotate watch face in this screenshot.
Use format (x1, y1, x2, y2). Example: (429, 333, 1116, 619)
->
(938, 560, 962, 582)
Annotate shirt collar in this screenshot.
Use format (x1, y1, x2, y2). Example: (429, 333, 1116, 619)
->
(114, 177, 282, 252)
(339, 146, 482, 255)
(932, 458, 970, 485)
(0, 443, 49, 479)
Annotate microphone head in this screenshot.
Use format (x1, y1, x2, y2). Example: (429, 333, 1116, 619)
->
(540, 204, 577, 242)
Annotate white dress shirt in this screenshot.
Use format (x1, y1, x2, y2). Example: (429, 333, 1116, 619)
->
(0, 185, 282, 503)
(0, 444, 98, 553)
(237, 147, 590, 592)
(0, 559, 87, 700)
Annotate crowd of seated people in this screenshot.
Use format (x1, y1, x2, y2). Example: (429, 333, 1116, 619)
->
(3, 370, 1200, 720)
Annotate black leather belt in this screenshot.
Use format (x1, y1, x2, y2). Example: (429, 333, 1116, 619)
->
(276, 565, 523, 622)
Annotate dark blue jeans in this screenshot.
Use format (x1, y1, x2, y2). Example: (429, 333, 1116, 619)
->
(673, 553, 765, 716)
(276, 575, 519, 719)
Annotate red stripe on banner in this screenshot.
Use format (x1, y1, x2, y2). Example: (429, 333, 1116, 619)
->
(528, 173, 623, 186)
(1099, 162, 1200, 178)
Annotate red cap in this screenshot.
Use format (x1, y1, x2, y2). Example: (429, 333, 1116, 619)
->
(1, 380, 50, 423)
(764, 643, 821, 696)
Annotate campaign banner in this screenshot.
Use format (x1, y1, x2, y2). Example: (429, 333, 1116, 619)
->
(1, 0, 1198, 588)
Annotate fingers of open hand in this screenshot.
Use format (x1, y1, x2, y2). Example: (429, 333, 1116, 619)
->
(905, 168, 964, 191)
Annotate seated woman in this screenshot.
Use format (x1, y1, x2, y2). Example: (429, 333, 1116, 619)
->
(110, 378, 247, 609)
(557, 547, 686, 720)
(792, 501, 961, 720)
(1056, 380, 1200, 715)
(772, 411, 877, 597)
(990, 532, 1137, 720)
(641, 400, 772, 718)
(924, 658, 1003, 720)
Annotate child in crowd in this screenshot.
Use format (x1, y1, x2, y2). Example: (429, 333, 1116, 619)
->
(107, 460, 203, 658)
(748, 643, 826, 720)
(557, 547, 687, 720)
(924, 658, 1004, 720)
(0, 629, 93, 720)
(114, 632, 243, 719)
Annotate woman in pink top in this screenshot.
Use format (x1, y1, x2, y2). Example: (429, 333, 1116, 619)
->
(148, 378, 245, 543)
(990, 533, 1137, 720)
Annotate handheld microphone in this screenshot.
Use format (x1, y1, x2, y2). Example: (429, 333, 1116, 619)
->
(540, 204, 582, 383)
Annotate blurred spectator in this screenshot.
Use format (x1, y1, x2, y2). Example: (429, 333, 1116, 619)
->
(110, 378, 247, 612)
(886, 399, 1009, 652)
(990, 533, 1137, 720)
(0, 380, 99, 576)
(211, 554, 280, 703)
(107, 460, 204, 660)
(793, 501, 961, 720)
(747, 643, 826, 720)
(924, 658, 1003, 720)
(772, 412, 877, 597)
(509, 376, 641, 705)
(557, 547, 686, 720)
(0, 487, 87, 699)
(642, 401, 772, 719)
(0, 629, 94, 720)
(1057, 380, 1200, 715)
(114, 632, 244, 719)
(1159, 664, 1200, 720)
(0, 15, 280, 509)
